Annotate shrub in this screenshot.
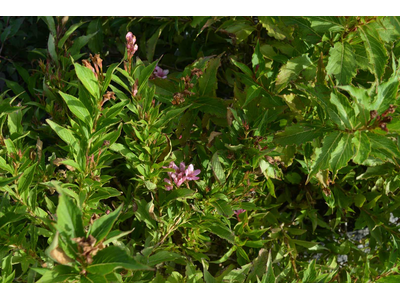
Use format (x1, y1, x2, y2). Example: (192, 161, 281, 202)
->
(1, 16, 400, 283)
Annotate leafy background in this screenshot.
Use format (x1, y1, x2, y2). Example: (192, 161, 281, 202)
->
(1, 16, 400, 282)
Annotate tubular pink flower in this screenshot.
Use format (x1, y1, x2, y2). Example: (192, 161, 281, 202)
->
(126, 32, 138, 60)
(154, 66, 169, 79)
(164, 178, 173, 191)
(185, 164, 201, 181)
(164, 161, 201, 190)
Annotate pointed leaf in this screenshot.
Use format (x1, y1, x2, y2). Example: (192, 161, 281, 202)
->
(90, 205, 123, 244)
(199, 56, 221, 97)
(56, 189, 84, 239)
(330, 92, 355, 129)
(18, 163, 37, 194)
(326, 42, 357, 85)
(87, 246, 152, 275)
(46, 119, 80, 154)
(308, 131, 342, 181)
(74, 63, 100, 99)
(352, 131, 371, 164)
(275, 55, 314, 92)
(59, 91, 92, 127)
(359, 25, 388, 80)
(211, 151, 226, 185)
(329, 133, 353, 176)
(274, 124, 326, 146)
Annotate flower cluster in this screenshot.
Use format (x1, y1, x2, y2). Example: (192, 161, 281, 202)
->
(126, 32, 138, 60)
(164, 162, 201, 191)
(153, 66, 169, 79)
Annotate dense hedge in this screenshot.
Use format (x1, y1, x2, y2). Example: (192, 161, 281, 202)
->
(1, 16, 400, 283)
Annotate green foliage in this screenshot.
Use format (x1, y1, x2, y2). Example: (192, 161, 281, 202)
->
(1, 15, 400, 283)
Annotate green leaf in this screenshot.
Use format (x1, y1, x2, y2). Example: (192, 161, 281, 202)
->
(307, 16, 345, 33)
(371, 75, 399, 114)
(274, 124, 326, 146)
(4, 138, 17, 155)
(59, 159, 83, 173)
(153, 104, 191, 128)
(292, 239, 320, 249)
(36, 265, 78, 283)
(138, 60, 158, 94)
(376, 275, 400, 283)
(243, 85, 262, 108)
(87, 246, 152, 275)
(357, 163, 393, 180)
(329, 133, 353, 177)
(74, 63, 100, 100)
(354, 194, 366, 207)
(230, 57, 253, 77)
(204, 222, 235, 244)
(266, 177, 276, 198)
(90, 205, 123, 244)
(352, 131, 371, 164)
(198, 56, 221, 97)
(211, 151, 226, 185)
(330, 92, 355, 130)
(247, 248, 268, 282)
(265, 250, 276, 283)
(165, 189, 195, 202)
(134, 199, 157, 229)
(0, 212, 26, 230)
(59, 92, 92, 127)
(7, 110, 23, 137)
(47, 34, 58, 66)
(259, 16, 292, 40)
(40, 16, 56, 36)
(69, 32, 98, 57)
(359, 25, 388, 81)
(87, 19, 103, 54)
(0, 176, 19, 188)
(367, 132, 400, 159)
(390, 16, 400, 35)
(58, 21, 87, 49)
(210, 246, 237, 264)
(223, 20, 255, 42)
(18, 163, 37, 194)
(212, 200, 234, 217)
(4, 79, 31, 102)
(56, 189, 84, 239)
(148, 251, 183, 266)
(46, 119, 80, 154)
(101, 63, 120, 96)
(326, 42, 357, 85)
(302, 260, 317, 283)
(147, 23, 169, 62)
(192, 97, 227, 116)
(308, 131, 343, 182)
(275, 54, 314, 93)
(103, 229, 135, 245)
(302, 85, 345, 129)
(0, 156, 14, 174)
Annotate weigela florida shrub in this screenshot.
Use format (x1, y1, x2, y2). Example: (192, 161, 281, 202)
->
(2, 16, 400, 283)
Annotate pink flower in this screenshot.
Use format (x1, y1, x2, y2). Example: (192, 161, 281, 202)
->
(170, 162, 186, 187)
(153, 66, 169, 79)
(126, 32, 135, 44)
(126, 32, 138, 60)
(163, 161, 201, 190)
(164, 178, 173, 191)
(185, 164, 201, 181)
